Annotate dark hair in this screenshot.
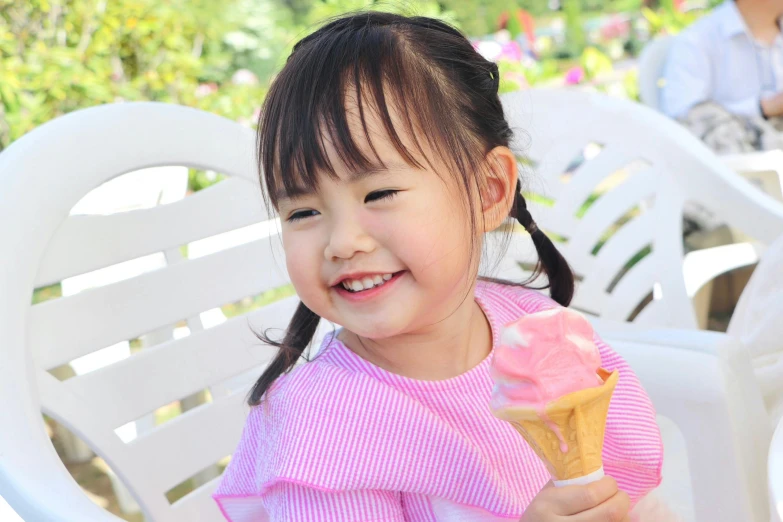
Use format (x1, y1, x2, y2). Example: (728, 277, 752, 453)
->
(248, 11, 574, 406)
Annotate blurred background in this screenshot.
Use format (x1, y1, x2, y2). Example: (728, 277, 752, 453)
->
(1, 0, 720, 159)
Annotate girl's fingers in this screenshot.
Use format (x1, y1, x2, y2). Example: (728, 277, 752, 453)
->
(568, 489, 631, 522)
(552, 476, 619, 515)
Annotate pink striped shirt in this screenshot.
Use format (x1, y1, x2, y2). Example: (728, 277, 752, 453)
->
(213, 282, 663, 521)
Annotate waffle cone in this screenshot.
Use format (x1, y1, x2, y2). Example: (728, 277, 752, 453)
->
(493, 368, 619, 481)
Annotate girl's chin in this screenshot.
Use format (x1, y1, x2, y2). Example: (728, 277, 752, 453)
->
(339, 324, 406, 342)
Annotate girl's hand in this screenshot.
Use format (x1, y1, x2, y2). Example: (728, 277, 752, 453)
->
(520, 476, 631, 522)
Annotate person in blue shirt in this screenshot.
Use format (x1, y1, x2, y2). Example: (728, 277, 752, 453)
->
(662, 0, 783, 121)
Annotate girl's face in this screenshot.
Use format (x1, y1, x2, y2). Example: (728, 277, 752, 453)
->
(276, 106, 480, 340)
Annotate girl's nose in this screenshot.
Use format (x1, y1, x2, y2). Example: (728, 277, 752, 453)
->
(324, 215, 375, 261)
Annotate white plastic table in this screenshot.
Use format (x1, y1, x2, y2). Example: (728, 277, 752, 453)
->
(772, 416, 783, 522)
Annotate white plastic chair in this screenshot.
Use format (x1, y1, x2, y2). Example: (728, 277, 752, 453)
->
(2, 99, 780, 522)
(593, 321, 773, 522)
(0, 102, 312, 521)
(637, 36, 674, 111)
(0, 494, 23, 522)
(771, 417, 783, 522)
(496, 88, 783, 329)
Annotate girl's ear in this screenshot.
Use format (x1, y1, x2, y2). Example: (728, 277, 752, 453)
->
(480, 146, 518, 232)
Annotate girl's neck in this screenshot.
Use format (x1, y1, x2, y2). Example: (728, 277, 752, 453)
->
(338, 288, 493, 381)
(736, 0, 783, 45)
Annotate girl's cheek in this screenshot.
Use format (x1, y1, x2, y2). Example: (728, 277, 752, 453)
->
(283, 235, 321, 287)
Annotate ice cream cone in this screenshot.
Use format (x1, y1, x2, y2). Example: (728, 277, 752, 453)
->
(493, 368, 619, 483)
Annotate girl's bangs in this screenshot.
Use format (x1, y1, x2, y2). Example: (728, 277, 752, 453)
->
(258, 21, 473, 208)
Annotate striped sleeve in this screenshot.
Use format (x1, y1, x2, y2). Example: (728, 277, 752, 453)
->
(596, 336, 664, 504)
(261, 483, 406, 522)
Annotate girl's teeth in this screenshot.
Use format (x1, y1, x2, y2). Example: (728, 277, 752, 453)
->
(340, 273, 397, 292)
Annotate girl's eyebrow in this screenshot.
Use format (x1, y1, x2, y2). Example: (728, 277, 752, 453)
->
(276, 161, 408, 201)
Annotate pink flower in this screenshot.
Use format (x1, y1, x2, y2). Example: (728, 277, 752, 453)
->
(564, 66, 584, 85)
(498, 41, 523, 62)
(231, 69, 259, 86)
(195, 83, 218, 98)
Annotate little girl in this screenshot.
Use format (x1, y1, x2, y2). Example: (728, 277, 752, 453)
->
(214, 12, 664, 522)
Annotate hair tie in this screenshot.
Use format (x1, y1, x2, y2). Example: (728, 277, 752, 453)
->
(489, 62, 500, 93)
(526, 221, 538, 234)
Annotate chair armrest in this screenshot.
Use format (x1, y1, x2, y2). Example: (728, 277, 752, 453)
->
(771, 418, 783, 522)
(0, 443, 124, 522)
(721, 151, 783, 202)
(595, 321, 772, 521)
(721, 150, 783, 175)
(682, 242, 764, 296)
(0, 374, 124, 521)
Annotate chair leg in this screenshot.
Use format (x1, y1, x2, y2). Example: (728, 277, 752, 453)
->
(692, 281, 713, 330)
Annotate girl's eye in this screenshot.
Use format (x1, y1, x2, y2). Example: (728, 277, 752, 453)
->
(287, 209, 319, 222)
(365, 189, 399, 203)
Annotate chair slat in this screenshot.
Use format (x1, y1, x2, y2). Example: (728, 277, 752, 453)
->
(36, 177, 271, 287)
(577, 212, 656, 298)
(601, 255, 657, 322)
(632, 300, 669, 327)
(31, 238, 288, 369)
(526, 136, 593, 198)
(64, 297, 296, 429)
(553, 146, 643, 218)
(168, 477, 224, 521)
(126, 390, 248, 495)
(568, 167, 658, 253)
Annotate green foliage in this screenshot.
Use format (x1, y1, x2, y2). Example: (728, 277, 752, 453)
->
(439, 0, 502, 37)
(304, 0, 457, 28)
(623, 68, 640, 101)
(188, 169, 227, 193)
(563, 0, 586, 57)
(641, 3, 703, 36)
(0, 0, 271, 150)
(580, 46, 612, 80)
(497, 57, 563, 93)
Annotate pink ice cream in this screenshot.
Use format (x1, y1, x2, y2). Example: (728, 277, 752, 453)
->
(490, 308, 604, 450)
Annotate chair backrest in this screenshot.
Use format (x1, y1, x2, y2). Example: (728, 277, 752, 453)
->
(637, 36, 674, 110)
(492, 89, 783, 330)
(595, 323, 772, 522)
(0, 102, 307, 521)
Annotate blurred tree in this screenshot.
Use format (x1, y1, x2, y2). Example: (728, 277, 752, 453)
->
(563, 0, 585, 57)
(304, 0, 457, 28)
(0, 0, 272, 150)
(440, 0, 517, 36)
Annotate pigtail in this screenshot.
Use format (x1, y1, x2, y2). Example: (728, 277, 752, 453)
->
(510, 180, 575, 307)
(247, 301, 321, 406)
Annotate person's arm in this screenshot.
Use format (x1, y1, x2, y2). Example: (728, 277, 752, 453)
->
(759, 91, 783, 118)
(661, 35, 713, 119)
(261, 482, 406, 522)
(595, 336, 664, 506)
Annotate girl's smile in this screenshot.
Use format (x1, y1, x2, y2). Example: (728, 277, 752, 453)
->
(332, 270, 406, 302)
